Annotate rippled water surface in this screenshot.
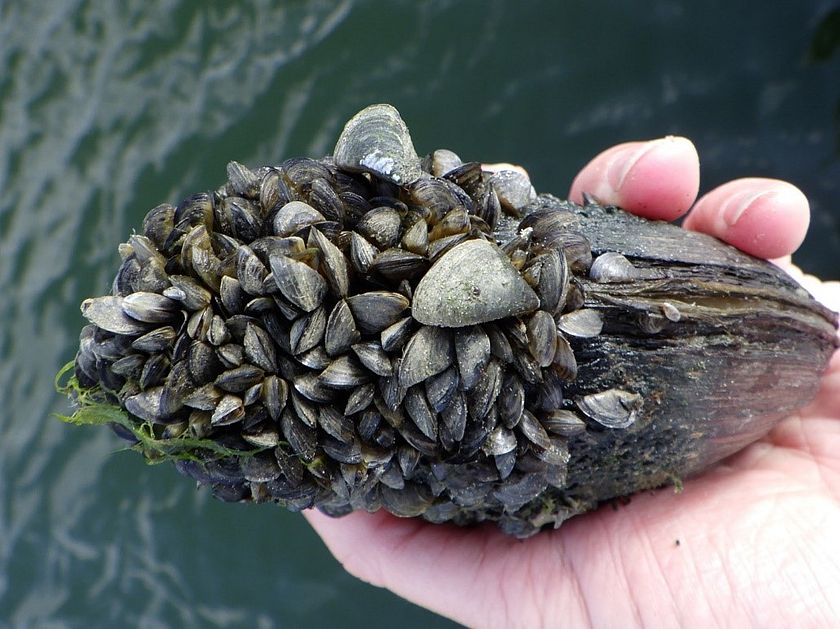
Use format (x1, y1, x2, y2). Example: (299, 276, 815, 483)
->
(2, 1, 839, 626)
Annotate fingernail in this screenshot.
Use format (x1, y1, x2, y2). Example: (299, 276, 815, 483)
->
(721, 190, 773, 227)
(606, 139, 664, 191)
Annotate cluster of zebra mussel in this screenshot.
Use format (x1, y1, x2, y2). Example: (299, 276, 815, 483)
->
(72, 105, 632, 536)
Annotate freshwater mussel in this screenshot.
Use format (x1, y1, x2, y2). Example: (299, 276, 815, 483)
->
(63, 104, 838, 538)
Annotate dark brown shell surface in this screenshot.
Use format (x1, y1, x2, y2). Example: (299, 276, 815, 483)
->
(65, 104, 838, 538)
(539, 197, 837, 513)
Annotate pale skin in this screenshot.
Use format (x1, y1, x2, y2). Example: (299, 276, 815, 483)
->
(305, 138, 840, 628)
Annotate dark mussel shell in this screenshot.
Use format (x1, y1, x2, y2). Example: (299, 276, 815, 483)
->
(63, 105, 837, 538)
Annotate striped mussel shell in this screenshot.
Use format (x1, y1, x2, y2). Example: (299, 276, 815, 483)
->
(68, 104, 838, 538)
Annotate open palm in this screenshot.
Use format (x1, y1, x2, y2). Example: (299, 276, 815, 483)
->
(305, 138, 840, 627)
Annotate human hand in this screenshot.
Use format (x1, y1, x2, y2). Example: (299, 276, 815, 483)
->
(305, 138, 840, 627)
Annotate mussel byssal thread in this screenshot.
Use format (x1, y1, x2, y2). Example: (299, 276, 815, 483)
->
(57, 104, 838, 538)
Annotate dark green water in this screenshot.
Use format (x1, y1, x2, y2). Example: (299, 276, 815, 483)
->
(1, 1, 839, 626)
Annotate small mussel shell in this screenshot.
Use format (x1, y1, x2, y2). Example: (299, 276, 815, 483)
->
(226, 161, 259, 197)
(482, 425, 517, 456)
(165, 275, 212, 310)
(81, 296, 150, 335)
(132, 326, 177, 353)
(124, 387, 165, 423)
(349, 232, 378, 273)
(526, 311, 557, 367)
(269, 254, 327, 313)
(215, 364, 264, 393)
(243, 323, 278, 373)
(588, 251, 639, 283)
(542, 410, 587, 437)
(424, 148, 462, 177)
(351, 341, 392, 377)
(400, 218, 428, 255)
(309, 227, 349, 298)
(485, 166, 535, 214)
(110, 354, 146, 379)
(324, 300, 360, 357)
(346, 291, 410, 333)
(319, 355, 370, 389)
(121, 292, 181, 323)
(370, 248, 429, 281)
(355, 207, 402, 249)
(334, 104, 422, 185)
(211, 394, 245, 426)
(142, 203, 175, 249)
(576, 389, 641, 430)
(399, 326, 453, 389)
(557, 308, 602, 338)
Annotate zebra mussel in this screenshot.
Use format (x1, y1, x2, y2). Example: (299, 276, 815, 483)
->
(62, 104, 838, 538)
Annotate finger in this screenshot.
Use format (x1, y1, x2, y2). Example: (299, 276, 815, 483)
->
(682, 178, 809, 259)
(569, 137, 700, 221)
